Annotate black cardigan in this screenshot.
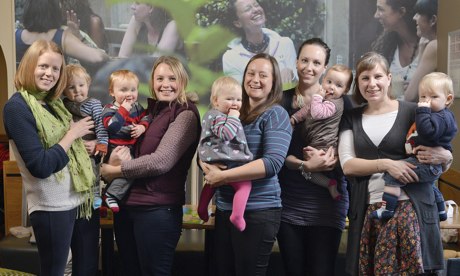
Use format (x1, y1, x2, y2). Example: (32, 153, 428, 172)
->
(341, 101, 444, 275)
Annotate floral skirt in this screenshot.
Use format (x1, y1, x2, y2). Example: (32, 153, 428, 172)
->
(359, 200, 424, 275)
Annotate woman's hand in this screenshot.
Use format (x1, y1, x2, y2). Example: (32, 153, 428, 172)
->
(202, 162, 227, 187)
(69, 117, 94, 140)
(83, 139, 97, 155)
(66, 10, 82, 40)
(303, 146, 337, 172)
(100, 146, 131, 183)
(100, 164, 121, 183)
(108, 146, 131, 166)
(383, 159, 418, 184)
(414, 145, 453, 167)
(59, 117, 93, 151)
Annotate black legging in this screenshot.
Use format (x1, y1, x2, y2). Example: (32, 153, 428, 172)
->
(277, 222, 342, 276)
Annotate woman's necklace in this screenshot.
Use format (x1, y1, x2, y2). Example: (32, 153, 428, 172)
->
(242, 33, 269, 53)
(294, 85, 317, 109)
(403, 43, 418, 81)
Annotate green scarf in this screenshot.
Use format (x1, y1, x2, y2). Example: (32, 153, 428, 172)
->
(20, 90, 95, 219)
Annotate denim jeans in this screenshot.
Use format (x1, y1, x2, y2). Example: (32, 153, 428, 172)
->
(30, 207, 100, 276)
(113, 205, 183, 276)
(383, 156, 444, 203)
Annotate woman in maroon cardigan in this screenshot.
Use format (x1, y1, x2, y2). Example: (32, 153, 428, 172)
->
(101, 56, 201, 275)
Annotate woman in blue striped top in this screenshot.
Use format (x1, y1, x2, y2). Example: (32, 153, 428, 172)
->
(201, 53, 292, 275)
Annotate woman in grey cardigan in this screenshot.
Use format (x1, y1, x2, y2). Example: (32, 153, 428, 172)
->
(338, 52, 452, 275)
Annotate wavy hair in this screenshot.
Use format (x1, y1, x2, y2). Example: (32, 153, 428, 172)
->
(371, 0, 418, 63)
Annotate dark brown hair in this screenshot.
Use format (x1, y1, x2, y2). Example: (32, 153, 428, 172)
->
(371, 0, 418, 63)
(240, 53, 283, 123)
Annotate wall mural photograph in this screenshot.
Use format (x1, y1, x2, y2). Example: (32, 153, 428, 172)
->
(14, 0, 436, 108)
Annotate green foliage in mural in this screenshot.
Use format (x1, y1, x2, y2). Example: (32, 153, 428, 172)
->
(107, 0, 325, 107)
(109, 0, 234, 101)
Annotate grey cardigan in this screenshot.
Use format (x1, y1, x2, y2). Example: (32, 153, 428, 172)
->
(341, 101, 443, 275)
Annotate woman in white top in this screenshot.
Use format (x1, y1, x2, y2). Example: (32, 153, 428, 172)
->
(372, 0, 419, 99)
(118, 2, 183, 58)
(338, 52, 451, 275)
(404, 0, 438, 102)
(222, 0, 297, 85)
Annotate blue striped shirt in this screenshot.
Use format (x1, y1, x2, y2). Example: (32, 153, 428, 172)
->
(215, 105, 292, 211)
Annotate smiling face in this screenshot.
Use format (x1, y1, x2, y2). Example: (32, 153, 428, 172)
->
(413, 13, 434, 39)
(213, 87, 243, 114)
(233, 0, 266, 31)
(374, 0, 403, 32)
(357, 64, 392, 104)
(152, 63, 179, 102)
(110, 78, 139, 106)
(296, 44, 327, 88)
(64, 74, 89, 103)
(34, 51, 62, 92)
(322, 70, 351, 100)
(243, 58, 273, 106)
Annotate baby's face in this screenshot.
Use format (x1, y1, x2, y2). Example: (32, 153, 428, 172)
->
(110, 78, 139, 106)
(64, 74, 89, 103)
(213, 88, 243, 114)
(321, 70, 350, 100)
(418, 87, 452, 112)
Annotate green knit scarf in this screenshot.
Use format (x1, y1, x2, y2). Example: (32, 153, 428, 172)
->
(20, 90, 95, 219)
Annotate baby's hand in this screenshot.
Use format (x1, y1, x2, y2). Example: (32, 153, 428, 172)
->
(228, 108, 240, 118)
(121, 99, 133, 111)
(317, 87, 326, 98)
(418, 99, 431, 108)
(131, 123, 146, 138)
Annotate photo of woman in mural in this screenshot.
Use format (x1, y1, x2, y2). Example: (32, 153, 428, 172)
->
(404, 0, 438, 102)
(15, 0, 109, 69)
(372, 0, 420, 99)
(117, 2, 184, 58)
(59, 0, 108, 51)
(221, 0, 298, 85)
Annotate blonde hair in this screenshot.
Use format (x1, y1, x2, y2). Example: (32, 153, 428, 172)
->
(210, 76, 241, 108)
(109, 70, 139, 94)
(65, 64, 91, 86)
(14, 40, 67, 100)
(419, 72, 454, 107)
(327, 64, 353, 94)
(150, 56, 189, 105)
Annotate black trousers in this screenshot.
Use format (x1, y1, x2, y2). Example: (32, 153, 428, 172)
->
(213, 208, 281, 276)
(277, 222, 342, 276)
